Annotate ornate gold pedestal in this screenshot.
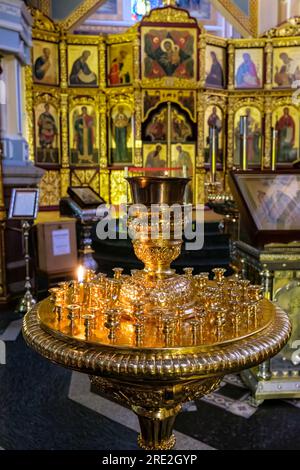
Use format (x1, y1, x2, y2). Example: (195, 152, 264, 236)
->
(22, 177, 291, 450)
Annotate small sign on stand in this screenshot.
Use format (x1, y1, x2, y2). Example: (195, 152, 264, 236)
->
(9, 188, 39, 315)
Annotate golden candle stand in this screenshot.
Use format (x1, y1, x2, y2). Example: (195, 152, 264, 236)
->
(23, 177, 291, 450)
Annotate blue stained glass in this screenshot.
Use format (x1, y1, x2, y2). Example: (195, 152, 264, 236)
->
(131, 1, 163, 21)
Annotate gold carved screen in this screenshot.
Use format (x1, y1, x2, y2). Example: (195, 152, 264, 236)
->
(28, 7, 300, 207)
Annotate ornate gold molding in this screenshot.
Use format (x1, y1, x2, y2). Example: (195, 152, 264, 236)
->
(211, 0, 258, 37)
(39, 170, 61, 206)
(198, 36, 206, 88)
(59, 0, 106, 32)
(25, 66, 34, 164)
(30, 6, 60, 33)
(263, 16, 300, 38)
(263, 95, 272, 169)
(141, 6, 198, 25)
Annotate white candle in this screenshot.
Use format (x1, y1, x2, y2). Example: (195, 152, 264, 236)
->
(183, 165, 187, 178)
(77, 265, 85, 304)
(124, 166, 129, 178)
(77, 265, 85, 283)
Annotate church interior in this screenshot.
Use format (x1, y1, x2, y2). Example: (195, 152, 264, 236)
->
(1, 0, 300, 454)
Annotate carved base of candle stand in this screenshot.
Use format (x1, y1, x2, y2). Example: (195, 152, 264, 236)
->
(90, 376, 221, 450)
(79, 220, 98, 271)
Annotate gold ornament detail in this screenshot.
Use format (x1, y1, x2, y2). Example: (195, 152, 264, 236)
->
(39, 171, 61, 207)
(29, 6, 60, 33)
(142, 6, 198, 24)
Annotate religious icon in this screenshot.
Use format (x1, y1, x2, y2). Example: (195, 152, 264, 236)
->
(234, 107, 262, 166)
(32, 40, 59, 85)
(273, 47, 300, 88)
(273, 106, 299, 163)
(68, 45, 98, 87)
(145, 108, 167, 141)
(70, 105, 98, 165)
(111, 104, 133, 164)
(35, 102, 59, 165)
(107, 43, 133, 86)
(234, 49, 263, 89)
(141, 26, 197, 80)
(205, 45, 225, 88)
(143, 90, 161, 118)
(204, 105, 223, 164)
(171, 143, 195, 202)
(143, 143, 167, 176)
(171, 108, 192, 142)
(235, 174, 300, 230)
(177, 91, 195, 119)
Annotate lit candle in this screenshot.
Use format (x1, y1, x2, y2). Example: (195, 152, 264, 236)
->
(271, 127, 278, 171)
(77, 265, 85, 304)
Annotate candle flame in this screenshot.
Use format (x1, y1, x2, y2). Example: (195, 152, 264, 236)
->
(77, 265, 85, 283)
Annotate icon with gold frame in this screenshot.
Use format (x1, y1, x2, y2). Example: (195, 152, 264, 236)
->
(233, 106, 262, 166)
(205, 45, 226, 88)
(110, 103, 133, 165)
(32, 40, 59, 86)
(234, 48, 263, 89)
(272, 105, 300, 164)
(272, 47, 300, 88)
(171, 143, 195, 203)
(204, 105, 224, 165)
(143, 143, 167, 176)
(141, 26, 197, 80)
(34, 101, 60, 165)
(67, 45, 98, 87)
(107, 42, 133, 86)
(69, 104, 98, 166)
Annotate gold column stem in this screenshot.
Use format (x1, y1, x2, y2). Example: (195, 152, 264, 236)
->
(240, 116, 248, 170)
(210, 127, 217, 183)
(271, 128, 278, 171)
(167, 101, 172, 171)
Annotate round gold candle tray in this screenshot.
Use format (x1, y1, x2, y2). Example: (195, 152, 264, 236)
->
(23, 177, 291, 450)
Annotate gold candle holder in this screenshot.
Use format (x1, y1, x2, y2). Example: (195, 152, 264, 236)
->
(67, 304, 81, 333)
(104, 309, 120, 342)
(271, 128, 278, 172)
(82, 314, 96, 339)
(212, 268, 226, 282)
(113, 267, 124, 279)
(240, 115, 248, 171)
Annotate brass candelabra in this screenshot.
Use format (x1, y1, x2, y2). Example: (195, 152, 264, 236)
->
(23, 176, 291, 450)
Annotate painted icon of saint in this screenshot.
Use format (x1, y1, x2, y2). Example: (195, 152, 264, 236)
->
(34, 47, 51, 81)
(109, 49, 131, 86)
(112, 106, 131, 163)
(69, 50, 97, 86)
(275, 107, 296, 162)
(74, 106, 95, 163)
(206, 51, 224, 87)
(236, 53, 260, 88)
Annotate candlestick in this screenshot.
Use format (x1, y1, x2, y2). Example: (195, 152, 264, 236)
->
(167, 101, 171, 169)
(209, 126, 217, 182)
(271, 128, 278, 171)
(239, 116, 248, 170)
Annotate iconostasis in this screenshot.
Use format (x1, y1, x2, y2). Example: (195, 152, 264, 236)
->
(28, 6, 300, 208)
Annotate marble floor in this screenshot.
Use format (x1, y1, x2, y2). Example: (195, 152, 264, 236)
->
(0, 317, 300, 450)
